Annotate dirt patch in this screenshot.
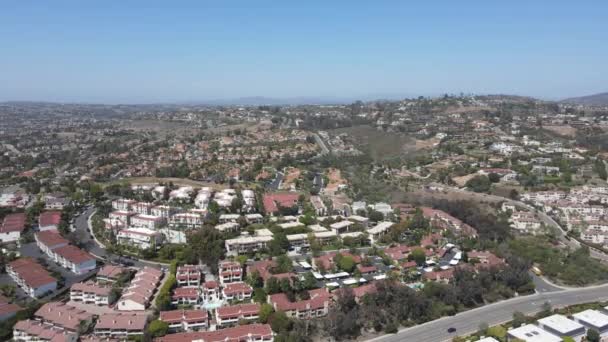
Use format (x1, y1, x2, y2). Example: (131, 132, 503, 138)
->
(415, 137, 441, 150)
(543, 125, 577, 137)
(324, 168, 349, 196)
(452, 173, 476, 187)
(330, 125, 416, 161)
(111, 177, 227, 190)
(281, 167, 302, 190)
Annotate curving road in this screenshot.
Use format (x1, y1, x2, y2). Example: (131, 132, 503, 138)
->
(74, 207, 162, 268)
(370, 284, 608, 342)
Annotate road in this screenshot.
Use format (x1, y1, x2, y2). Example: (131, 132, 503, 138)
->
(312, 133, 329, 155)
(371, 283, 608, 342)
(73, 208, 162, 269)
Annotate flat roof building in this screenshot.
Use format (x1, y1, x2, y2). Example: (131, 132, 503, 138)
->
(507, 324, 562, 342)
(537, 314, 585, 339)
(572, 309, 608, 333)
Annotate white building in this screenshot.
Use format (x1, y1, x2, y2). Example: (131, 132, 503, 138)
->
(130, 214, 166, 229)
(506, 324, 562, 342)
(117, 227, 164, 249)
(367, 221, 394, 244)
(70, 281, 114, 306)
(572, 309, 608, 334)
(169, 212, 203, 229)
(537, 314, 585, 340)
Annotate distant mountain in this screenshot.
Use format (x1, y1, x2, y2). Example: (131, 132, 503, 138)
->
(561, 92, 608, 106)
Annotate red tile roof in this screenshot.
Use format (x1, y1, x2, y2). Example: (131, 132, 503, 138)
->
(155, 324, 273, 342)
(384, 245, 411, 261)
(39, 211, 62, 227)
(54, 245, 95, 264)
(357, 264, 377, 274)
(0, 295, 21, 317)
(14, 319, 76, 341)
(160, 309, 208, 324)
(35, 302, 93, 331)
(97, 265, 128, 279)
(216, 303, 260, 319)
(172, 287, 199, 300)
(71, 281, 111, 296)
(0, 212, 26, 233)
(269, 288, 330, 312)
(222, 282, 253, 295)
(314, 251, 361, 270)
(35, 230, 69, 248)
(95, 312, 147, 331)
(8, 258, 56, 288)
(263, 193, 299, 214)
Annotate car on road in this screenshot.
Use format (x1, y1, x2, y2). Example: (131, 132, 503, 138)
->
(447, 327, 456, 333)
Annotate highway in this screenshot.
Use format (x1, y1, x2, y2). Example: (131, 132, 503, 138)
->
(370, 284, 608, 342)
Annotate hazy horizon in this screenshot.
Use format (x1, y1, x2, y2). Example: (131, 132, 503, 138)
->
(1, 1, 606, 103)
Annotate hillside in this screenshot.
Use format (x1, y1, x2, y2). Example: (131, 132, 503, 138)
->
(561, 92, 608, 106)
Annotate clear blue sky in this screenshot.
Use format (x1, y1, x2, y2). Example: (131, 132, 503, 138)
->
(1, 1, 606, 103)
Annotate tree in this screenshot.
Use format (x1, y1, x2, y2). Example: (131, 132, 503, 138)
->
(275, 255, 293, 274)
(259, 303, 274, 323)
(368, 210, 384, 222)
(408, 248, 427, 266)
(188, 227, 225, 274)
(488, 172, 501, 183)
(465, 175, 491, 193)
(337, 255, 356, 273)
(512, 311, 527, 328)
(486, 325, 506, 339)
(253, 288, 267, 303)
(587, 328, 600, 342)
(147, 320, 169, 337)
(302, 272, 317, 290)
(269, 232, 289, 256)
(266, 277, 281, 294)
(270, 310, 291, 333)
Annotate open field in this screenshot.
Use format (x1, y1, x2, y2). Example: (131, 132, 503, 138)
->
(123, 119, 204, 136)
(330, 125, 417, 161)
(108, 177, 228, 189)
(543, 125, 577, 137)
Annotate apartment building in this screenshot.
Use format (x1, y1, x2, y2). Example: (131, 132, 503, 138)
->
(171, 287, 200, 306)
(34, 302, 94, 333)
(176, 265, 202, 287)
(70, 281, 114, 306)
(130, 214, 166, 229)
(225, 233, 273, 256)
(117, 227, 164, 249)
(0, 212, 26, 244)
(215, 303, 260, 328)
(222, 282, 253, 302)
(111, 199, 137, 211)
(160, 309, 209, 332)
(218, 261, 243, 286)
(268, 288, 331, 319)
(156, 324, 274, 342)
(94, 312, 148, 338)
(38, 211, 62, 231)
(117, 267, 163, 311)
(7, 258, 57, 298)
(169, 212, 203, 229)
(13, 319, 77, 342)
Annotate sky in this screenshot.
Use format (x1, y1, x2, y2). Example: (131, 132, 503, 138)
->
(0, 1, 607, 103)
